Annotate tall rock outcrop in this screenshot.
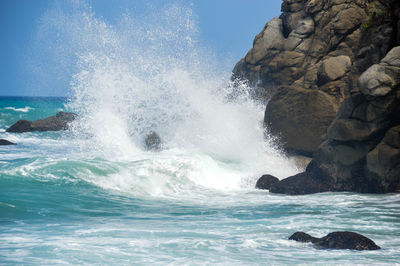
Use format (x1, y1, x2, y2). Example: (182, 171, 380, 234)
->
(306, 46, 400, 193)
(234, 0, 400, 193)
(233, 0, 397, 156)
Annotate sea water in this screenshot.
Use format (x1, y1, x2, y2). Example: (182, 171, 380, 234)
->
(1, 2, 399, 265)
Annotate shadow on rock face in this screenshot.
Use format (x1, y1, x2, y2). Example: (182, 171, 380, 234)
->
(289, 231, 381, 250)
(145, 131, 162, 151)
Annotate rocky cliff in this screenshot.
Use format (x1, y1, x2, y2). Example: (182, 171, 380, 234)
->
(233, 0, 400, 193)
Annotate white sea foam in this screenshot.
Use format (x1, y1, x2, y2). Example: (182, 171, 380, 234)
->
(32, 1, 300, 198)
(4, 106, 34, 112)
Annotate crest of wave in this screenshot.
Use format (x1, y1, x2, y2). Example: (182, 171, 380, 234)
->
(37, 1, 299, 196)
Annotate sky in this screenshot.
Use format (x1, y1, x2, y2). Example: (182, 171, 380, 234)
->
(0, 0, 282, 97)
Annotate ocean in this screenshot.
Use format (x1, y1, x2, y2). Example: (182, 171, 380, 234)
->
(1, 98, 400, 265)
(1, 2, 400, 264)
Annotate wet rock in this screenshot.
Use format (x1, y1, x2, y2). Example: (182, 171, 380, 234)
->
(145, 131, 162, 151)
(0, 139, 16, 145)
(289, 231, 381, 250)
(269, 172, 330, 195)
(289, 232, 317, 243)
(6, 120, 32, 133)
(6, 112, 77, 133)
(255, 175, 279, 190)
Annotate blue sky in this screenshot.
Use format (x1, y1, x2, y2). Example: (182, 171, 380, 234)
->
(0, 0, 282, 96)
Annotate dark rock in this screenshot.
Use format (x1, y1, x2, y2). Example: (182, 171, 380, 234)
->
(0, 139, 16, 145)
(265, 86, 338, 156)
(6, 120, 32, 133)
(145, 131, 162, 151)
(56, 111, 77, 122)
(233, 0, 400, 194)
(269, 172, 330, 195)
(289, 232, 317, 243)
(366, 125, 400, 192)
(6, 112, 77, 133)
(289, 231, 381, 251)
(255, 174, 279, 190)
(308, 45, 400, 193)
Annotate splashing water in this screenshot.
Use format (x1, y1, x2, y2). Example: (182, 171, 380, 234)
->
(3, 2, 398, 265)
(55, 2, 300, 198)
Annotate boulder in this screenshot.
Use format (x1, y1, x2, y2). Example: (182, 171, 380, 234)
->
(318, 56, 352, 84)
(359, 46, 400, 96)
(366, 125, 400, 192)
(6, 112, 77, 133)
(327, 118, 382, 142)
(306, 46, 400, 193)
(145, 131, 162, 151)
(245, 18, 284, 65)
(6, 120, 32, 133)
(255, 174, 279, 190)
(265, 86, 338, 156)
(269, 172, 330, 195)
(0, 139, 16, 145)
(289, 231, 381, 250)
(234, 0, 400, 194)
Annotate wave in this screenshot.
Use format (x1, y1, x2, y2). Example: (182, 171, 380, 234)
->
(4, 106, 35, 113)
(24, 1, 301, 198)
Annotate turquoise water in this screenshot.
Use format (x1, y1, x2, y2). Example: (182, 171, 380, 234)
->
(1, 2, 400, 264)
(1, 98, 400, 265)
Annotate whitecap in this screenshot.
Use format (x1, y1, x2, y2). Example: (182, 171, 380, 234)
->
(4, 106, 34, 112)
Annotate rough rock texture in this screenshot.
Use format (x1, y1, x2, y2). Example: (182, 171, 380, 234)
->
(6, 112, 77, 133)
(235, 0, 400, 194)
(265, 86, 338, 155)
(0, 139, 16, 145)
(289, 231, 381, 250)
(233, 0, 398, 156)
(255, 174, 279, 190)
(307, 45, 400, 193)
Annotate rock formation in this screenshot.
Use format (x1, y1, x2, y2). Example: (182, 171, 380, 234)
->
(0, 139, 16, 145)
(145, 131, 162, 151)
(6, 112, 77, 133)
(237, 0, 400, 194)
(289, 231, 381, 250)
(255, 174, 279, 189)
(307, 45, 400, 193)
(234, 0, 398, 156)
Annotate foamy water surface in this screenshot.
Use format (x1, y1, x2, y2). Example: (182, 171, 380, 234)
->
(1, 1, 399, 264)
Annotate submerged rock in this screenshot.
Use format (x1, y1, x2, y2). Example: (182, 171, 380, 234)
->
(6, 112, 77, 133)
(145, 131, 162, 151)
(0, 139, 16, 145)
(255, 174, 279, 190)
(289, 231, 381, 250)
